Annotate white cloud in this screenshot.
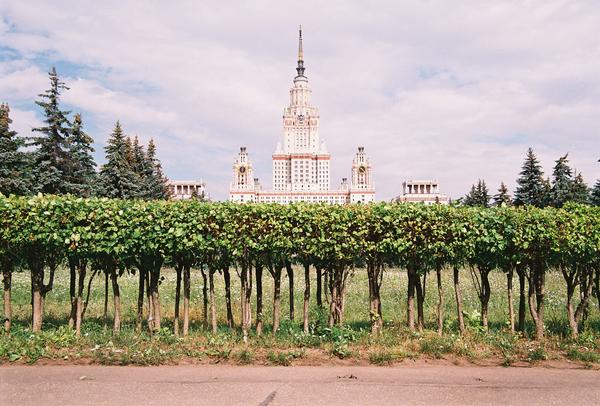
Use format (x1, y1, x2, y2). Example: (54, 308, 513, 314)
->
(0, 0, 599, 200)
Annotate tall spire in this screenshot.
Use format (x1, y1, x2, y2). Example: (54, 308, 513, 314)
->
(296, 25, 305, 77)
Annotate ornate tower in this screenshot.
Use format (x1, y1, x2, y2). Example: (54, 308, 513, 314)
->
(350, 146, 375, 203)
(229, 147, 256, 202)
(272, 26, 330, 193)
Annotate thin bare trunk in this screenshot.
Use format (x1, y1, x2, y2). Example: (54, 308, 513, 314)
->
(256, 263, 263, 335)
(136, 268, 145, 334)
(436, 267, 443, 336)
(75, 263, 86, 336)
(81, 268, 98, 321)
(200, 267, 208, 328)
(111, 270, 121, 334)
(223, 267, 234, 329)
(285, 261, 294, 321)
(453, 266, 465, 335)
(272, 265, 282, 333)
(507, 268, 515, 333)
(480, 268, 491, 332)
(183, 265, 190, 336)
(103, 271, 109, 329)
(316, 266, 322, 308)
(517, 266, 526, 332)
(367, 261, 383, 335)
(303, 263, 310, 333)
(174, 265, 182, 336)
(145, 268, 154, 333)
(209, 268, 217, 334)
(3, 265, 12, 334)
(30, 258, 44, 333)
(240, 262, 252, 342)
(68, 261, 77, 328)
(407, 267, 415, 331)
(415, 274, 425, 331)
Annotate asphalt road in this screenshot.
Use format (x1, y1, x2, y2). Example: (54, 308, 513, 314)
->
(1, 365, 599, 405)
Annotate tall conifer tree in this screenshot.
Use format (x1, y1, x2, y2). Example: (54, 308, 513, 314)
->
(493, 181, 512, 206)
(97, 121, 139, 199)
(463, 179, 490, 207)
(144, 138, 170, 199)
(68, 113, 97, 197)
(570, 172, 590, 204)
(550, 154, 573, 207)
(513, 147, 547, 207)
(30, 67, 73, 194)
(0, 103, 30, 195)
(591, 179, 600, 206)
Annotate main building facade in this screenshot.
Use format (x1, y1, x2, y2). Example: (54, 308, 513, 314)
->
(229, 28, 375, 204)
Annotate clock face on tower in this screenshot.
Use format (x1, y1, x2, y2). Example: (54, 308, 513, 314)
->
(358, 165, 366, 174)
(239, 166, 246, 174)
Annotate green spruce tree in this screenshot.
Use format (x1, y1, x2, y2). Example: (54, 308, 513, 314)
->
(550, 154, 573, 207)
(144, 139, 170, 199)
(68, 113, 97, 197)
(97, 121, 139, 199)
(493, 181, 512, 206)
(463, 179, 490, 207)
(0, 103, 30, 195)
(513, 147, 547, 207)
(570, 172, 590, 205)
(591, 179, 600, 206)
(29, 67, 74, 194)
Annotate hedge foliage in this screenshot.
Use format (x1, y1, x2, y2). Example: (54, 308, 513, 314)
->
(1, 195, 599, 339)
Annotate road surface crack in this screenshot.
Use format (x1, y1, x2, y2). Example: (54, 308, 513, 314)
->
(258, 390, 277, 406)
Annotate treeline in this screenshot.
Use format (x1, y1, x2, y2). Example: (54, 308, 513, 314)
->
(0, 68, 170, 199)
(464, 148, 600, 207)
(1, 196, 599, 341)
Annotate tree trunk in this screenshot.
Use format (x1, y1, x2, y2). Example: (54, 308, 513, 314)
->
(3, 265, 12, 334)
(200, 267, 208, 328)
(30, 257, 44, 333)
(594, 268, 600, 312)
(303, 263, 310, 333)
(82, 268, 98, 321)
(209, 268, 217, 334)
(174, 265, 182, 336)
(111, 269, 121, 334)
(407, 266, 416, 331)
(68, 260, 77, 329)
(136, 268, 145, 334)
(272, 265, 282, 333)
(103, 270, 109, 329)
(183, 265, 190, 336)
(316, 266, 322, 308)
(240, 262, 252, 342)
(517, 265, 526, 332)
(566, 278, 578, 338)
(145, 267, 154, 333)
(415, 274, 425, 331)
(573, 269, 594, 338)
(285, 261, 294, 321)
(367, 261, 383, 335)
(256, 263, 263, 335)
(149, 266, 161, 331)
(223, 267, 234, 329)
(436, 267, 443, 336)
(527, 263, 545, 340)
(75, 262, 86, 336)
(453, 266, 465, 335)
(480, 268, 491, 331)
(507, 268, 515, 333)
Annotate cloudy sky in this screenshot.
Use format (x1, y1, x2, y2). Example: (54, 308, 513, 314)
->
(1, 0, 599, 201)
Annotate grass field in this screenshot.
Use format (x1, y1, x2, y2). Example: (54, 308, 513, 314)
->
(2, 266, 600, 366)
